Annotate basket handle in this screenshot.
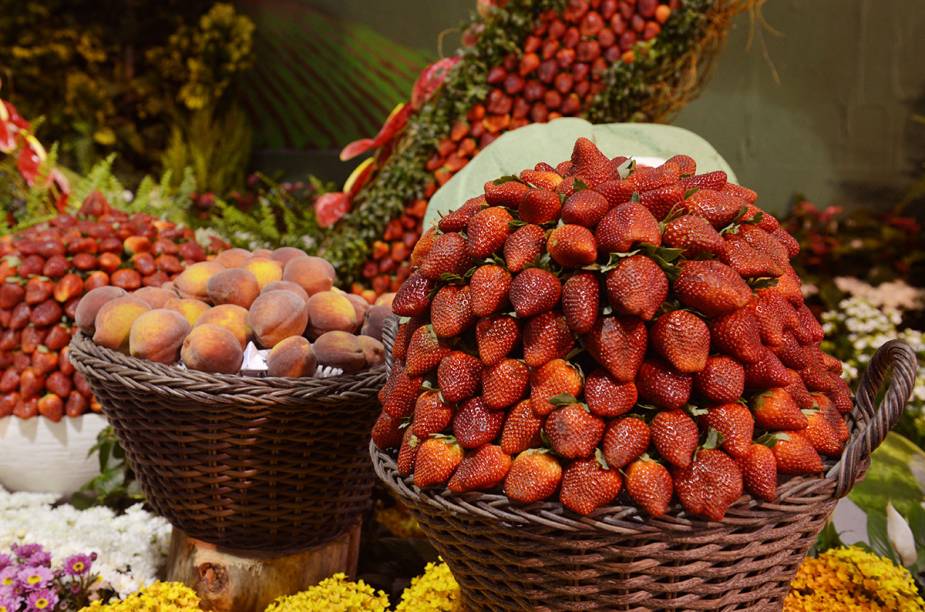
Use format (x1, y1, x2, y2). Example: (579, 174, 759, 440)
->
(382, 315, 399, 375)
(828, 339, 918, 498)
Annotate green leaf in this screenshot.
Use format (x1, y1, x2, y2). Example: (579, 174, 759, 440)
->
(850, 432, 925, 519)
(867, 509, 902, 565)
(683, 187, 700, 199)
(549, 393, 578, 407)
(812, 520, 845, 554)
(493, 175, 522, 185)
(747, 277, 779, 290)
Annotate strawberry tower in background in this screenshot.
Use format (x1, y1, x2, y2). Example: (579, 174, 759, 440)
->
(310, 0, 753, 299)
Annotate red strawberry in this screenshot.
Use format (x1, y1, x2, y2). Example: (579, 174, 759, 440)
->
(412, 390, 454, 438)
(546, 403, 605, 459)
(666, 154, 697, 176)
(595, 203, 661, 253)
(630, 161, 680, 192)
(784, 368, 816, 409)
(772, 226, 800, 258)
(602, 416, 649, 468)
(585, 369, 637, 417)
(556, 175, 585, 198)
(760, 266, 804, 306)
(650, 409, 699, 468)
(520, 169, 563, 190)
(583, 316, 647, 382)
(411, 226, 438, 268)
(744, 349, 791, 388)
(504, 223, 546, 272)
(773, 332, 810, 370)
(638, 183, 685, 220)
(829, 378, 853, 414)
(661, 214, 724, 257)
(651, 310, 710, 373)
(741, 203, 780, 232)
(414, 435, 464, 488)
(794, 303, 825, 343)
(704, 403, 754, 459)
(470, 264, 511, 316)
(482, 358, 529, 409)
(438, 351, 482, 403)
(604, 255, 668, 321)
(419, 232, 472, 280)
(371, 412, 403, 449)
(709, 304, 765, 363)
(739, 443, 777, 502)
(476, 315, 520, 365)
(452, 397, 505, 448)
(484, 179, 529, 208)
(803, 410, 845, 457)
(812, 393, 850, 443)
(392, 271, 435, 317)
(448, 444, 513, 493)
(800, 363, 839, 394)
(683, 189, 744, 227)
(547, 224, 598, 267)
(439, 195, 485, 232)
(556, 160, 574, 176)
(694, 356, 745, 403)
(561, 272, 600, 334)
(571, 137, 610, 172)
(755, 292, 796, 347)
(431, 284, 475, 338)
(674, 260, 751, 317)
(504, 449, 563, 504)
(523, 311, 574, 368)
(561, 190, 610, 227)
(405, 325, 451, 375)
(560, 455, 622, 515)
(722, 182, 758, 203)
(738, 224, 789, 269)
(753, 388, 807, 430)
(391, 317, 424, 362)
(721, 233, 783, 278)
(625, 457, 673, 517)
(530, 358, 584, 416)
(680, 170, 727, 191)
(397, 428, 420, 476)
(594, 178, 635, 207)
(673, 448, 743, 521)
(637, 360, 693, 411)
(501, 399, 544, 455)
(519, 189, 562, 225)
(383, 370, 424, 418)
(771, 432, 823, 474)
(509, 268, 562, 317)
(467, 206, 513, 258)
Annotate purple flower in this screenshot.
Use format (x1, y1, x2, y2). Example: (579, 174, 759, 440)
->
(26, 588, 57, 611)
(11, 545, 50, 568)
(16, 566, 53, 590)
(0, 567, 17, 588)
(63, 553, 92, 577)
(0, 554, 11, 572)
(0, 590, 22, 612)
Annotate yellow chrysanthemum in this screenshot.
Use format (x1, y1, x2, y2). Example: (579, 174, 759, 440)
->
(80, 581, 201, 611)
(395, 561, 461, 612)
(784, 547, 925, 611)
(265, 573, 389, 611)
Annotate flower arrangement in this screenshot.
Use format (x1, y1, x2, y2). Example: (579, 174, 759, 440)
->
(80, 582, 200, 611)
(394, 561, 462, 612)
(264, 573, 389, 611)
(0, 543, 99, 611)
(783, 546, 925, 610)
(0, 487, 171, 598)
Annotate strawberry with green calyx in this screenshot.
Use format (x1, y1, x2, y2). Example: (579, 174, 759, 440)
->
(475, 314, 520, 365)
(582, 316, 647, 383)
(693, 356, 745, 404)
(764, 431, 823, 475)
(437, 350, 482, 403)
(802, 408, 845, 457)
(470, 264, 512, 317)
(601, 416, 650, 469)
(545, 402, 605, 459)
(561, 190, 610, 228)
(570, 137, 615, 187)
(673, 259, 752, 317)
(452, 397, 504, 448)
(636, 359, 693, 411)
(438, 195, 485, 233)
(709, 304, 765, 364)
(638, 183, 686, 221)
(522, 311, 574, 368)
(413, 435, 464, 488)
(519, 189, 562, 226)
(501, 399, 544, 455)
(561, 272, 600, 335)
(419, 232, 472, 280)
(584, 369, 636, 418)
(604, 255, 668, 321)
(504, 223, 546, 272)
(484, 178, 529, 208)
(431, 284, 475, 338)
(811, 393, 850, 443)
(753, 387, 807, 431)
(703, 403, 754, 459)
(560, 451, 623, 515)
(383, 370, 425, 419)
(630, 161, 681, 193)
(738, 442, 777, 502)
(519, 170, 563, 191)
(411, 390, 454, 439)
(392, 271, 435, 317)
(405, 324, 451, 375)
(509, 267, 562, 317)
(467, 206, 514, 258)
(594, 177, 635, 207)
(650, 408, 699, 469)
(448, 444, 512, 493)
(673, 447, 743, 521)
(547, 224, 598, 268)
(683, 189, 745, 228)
(625, 456, 673, 517)
(481, 358, 529, 410)
(661, 214, 724, 257)
(650, 309, 710, 374)
(397, 428, 421, 476)
(504, 448, 563, 504)
(595, 202, 661, 253)
(530, 359, 583, 417)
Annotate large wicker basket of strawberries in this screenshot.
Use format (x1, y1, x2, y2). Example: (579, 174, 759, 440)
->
(370, 137, 918, 610)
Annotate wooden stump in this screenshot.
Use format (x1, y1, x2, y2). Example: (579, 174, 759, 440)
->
(166, 524, 362, 612)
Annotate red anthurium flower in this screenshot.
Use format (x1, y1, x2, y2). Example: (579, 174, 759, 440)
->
(0, 120, 14, 153)
(17, 135, 42, 186)
(411, 56, 461, 110)
(340, 102, 412, 161)
(314, 192, 352, 228)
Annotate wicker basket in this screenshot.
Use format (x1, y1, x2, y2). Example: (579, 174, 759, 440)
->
(69, 332, 387, 552)
(373, 329, 918, 610)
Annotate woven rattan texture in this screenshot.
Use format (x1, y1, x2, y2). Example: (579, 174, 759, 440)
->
(375, 322, 917, 610)
(69, 331, 387, 552)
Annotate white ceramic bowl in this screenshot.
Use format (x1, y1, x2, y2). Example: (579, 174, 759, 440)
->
(0, 414, 108, 495)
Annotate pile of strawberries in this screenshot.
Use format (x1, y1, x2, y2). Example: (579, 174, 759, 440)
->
(372, 137, 853, 521)
(0, 193, 226, 421)
(356, 0, 680, 298)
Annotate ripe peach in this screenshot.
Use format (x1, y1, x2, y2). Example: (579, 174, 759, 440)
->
(262, 281, 309, 308)
(271, 246, 308, 267)
(129, 309, 191, 363)
(75, 286, 128, 334)
(196, 304, 251, 349)
(165, 297, 211, 327)
(358, 336, 385, 368)
(247, 290, 309, 349)
(344, 292, 370, 327)
(216, 247, 252, 268)
(267, 336, 317, 378)
(313, 331, 366, 373)
(92, 296, 151, 353)
(133, 286, 174, 309)
(282, 256, 336, 296)
(180, 324, 243, 374)
(360, 305, 392, 341)
(243, 257, 283, 290)
(207, 268, 261, 309)
(174, 261, 225, 300)
(375, 292, 396, 308)
(306, 291, 358, 338)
